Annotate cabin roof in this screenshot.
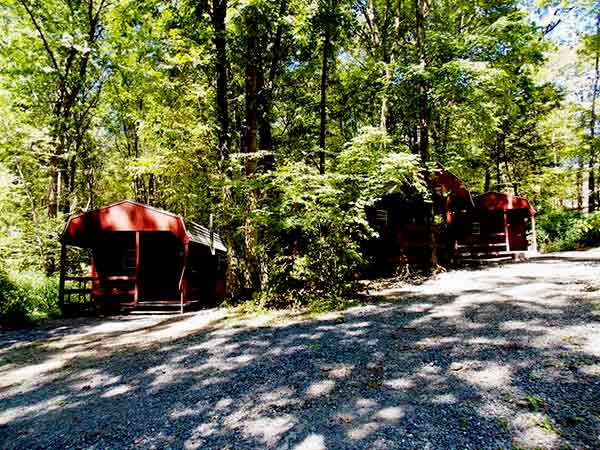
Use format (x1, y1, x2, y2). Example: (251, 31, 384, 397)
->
(187, 221, 227, 253)
(61, 200, 227, 252)
(474, 192, 536, 215)
(433, 165, 474, 207)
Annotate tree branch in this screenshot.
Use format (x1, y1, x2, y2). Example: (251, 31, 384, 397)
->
(17, 0, 60, 72)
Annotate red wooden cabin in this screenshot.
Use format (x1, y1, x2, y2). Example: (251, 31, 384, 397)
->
(369, 166, 474, 268)
(451, 192, 537, 261)
(369, 167, 538, 270)
(59, 200, 227, 312)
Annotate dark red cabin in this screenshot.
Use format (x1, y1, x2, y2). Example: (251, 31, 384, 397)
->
(370, 167, 538, 269)
(451, 192, 537, 260)
(59, 200, 227, 312)
(369, 166, 474, 268)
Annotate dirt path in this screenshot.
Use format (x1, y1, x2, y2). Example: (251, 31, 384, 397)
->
(2, 250, 600, 450)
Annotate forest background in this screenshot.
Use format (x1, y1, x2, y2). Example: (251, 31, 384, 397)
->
(1, 0, 599, 325)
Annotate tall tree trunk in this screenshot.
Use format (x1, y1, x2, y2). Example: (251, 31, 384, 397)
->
(415, 0, 429, 163)
(244, 41, 258, 174)
(319, 7, 332, 175)
(414, 0, 436, 271)
(20, 0, 101, 218)
(206, 0, 240, 297)
(589, 12, 600, 212)
(48, 154, 60, 218)
(577, 155, 583, 210)
(242, 10, 260, 294)
(380, 57, 392, 134)
(258, 0, 287, 170)
(212, 0, 230, 162)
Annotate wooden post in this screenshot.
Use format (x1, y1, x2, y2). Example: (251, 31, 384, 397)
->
(134, 231, 140, 305)
(58, 243, 67, 311)
(445, 196, 452, 227)
(180, 284, 184, 315)
(180, 242, 189, 315)
(531, 215, 538, 254)
(504, 210, 510, 252)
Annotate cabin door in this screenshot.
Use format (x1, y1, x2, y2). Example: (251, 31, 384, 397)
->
(507, 210, 528, 251)
(139, 232, 184, 301)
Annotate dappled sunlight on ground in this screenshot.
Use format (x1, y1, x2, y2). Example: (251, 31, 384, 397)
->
(1, 251, 600, 449)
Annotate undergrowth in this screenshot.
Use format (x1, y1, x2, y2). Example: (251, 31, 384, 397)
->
(0, 267, 60, 328)
(537, 209, 600, 252)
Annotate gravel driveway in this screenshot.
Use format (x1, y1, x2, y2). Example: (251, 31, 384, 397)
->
(2, 250, 600, 450)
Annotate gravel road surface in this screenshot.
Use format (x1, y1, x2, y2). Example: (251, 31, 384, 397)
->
(1, 250, 600, 449)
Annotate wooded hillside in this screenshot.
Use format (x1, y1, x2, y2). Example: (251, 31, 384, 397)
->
(1, 0, 599, 319)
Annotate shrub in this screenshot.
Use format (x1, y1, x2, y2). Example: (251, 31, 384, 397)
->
(252, 128, 424, 308)
(254, 167, 374, 308)
(0, 267, 59, 328)
(537, 209, 600, 252)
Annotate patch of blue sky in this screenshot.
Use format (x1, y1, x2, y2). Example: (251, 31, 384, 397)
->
(524, 0, 594, 46)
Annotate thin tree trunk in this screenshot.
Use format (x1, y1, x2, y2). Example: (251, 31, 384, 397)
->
(21, 0, 104, 218)
(495, 140, 501, 189)
(48, 154, 60, 217)
(415, 0, 436, 271)
(15, 162, 47, 270)
(319, 8, 332, 175)
(589, 12, 600, 212)
(380, 57, 392, 134)
(415, 0, 429, 163)
(243, 10, 260, 293)
(577, 155, 583, 210)
(258, 0, 287, 170)
(212, 0, 230, 162)
(244, 39, 258, 173)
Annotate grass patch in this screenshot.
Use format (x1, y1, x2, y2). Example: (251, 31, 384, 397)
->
(496, 416, 510, 432)
(523, 394, 545, 412)
(0, 268, 59, 328)
(593, 304, 600, 322)
(306, 295, 363, 315)
(537, 416, 562, 436)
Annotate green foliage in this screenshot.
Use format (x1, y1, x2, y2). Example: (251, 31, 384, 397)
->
(0, 0, 593, 317)
(0, 267, 59, 328)
(496, 416, 510, 432)
(537, 209, 600, 252)
(255, 165, 375, 306)
(523, 394, 546, 412)
(254, 133, 424, 307)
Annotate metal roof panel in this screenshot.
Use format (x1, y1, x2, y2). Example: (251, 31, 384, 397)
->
(186, 221, 227, 253)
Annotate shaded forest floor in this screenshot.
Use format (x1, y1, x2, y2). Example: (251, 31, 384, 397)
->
(2, 250, 600, 449)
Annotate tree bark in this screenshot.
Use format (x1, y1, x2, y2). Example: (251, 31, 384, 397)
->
(242, 10, 261, 293)
(20, 0, 104, 218)
(589, 12, 600, 212)
(244, 31, 259, 174)
(414, 0, 437, 271)
(577, 155, 583, 210)
(258, 0, 287, 170)
(212, 0, 230, 162)
(415, 0, 429, 163)
(319, 5, 332, 175)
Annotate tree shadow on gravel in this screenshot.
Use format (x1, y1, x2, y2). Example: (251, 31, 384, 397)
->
(1, 260, 600, 450)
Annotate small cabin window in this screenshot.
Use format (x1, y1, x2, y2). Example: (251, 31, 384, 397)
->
(122, 248, 136, 271)
(375, 209, 388, 227)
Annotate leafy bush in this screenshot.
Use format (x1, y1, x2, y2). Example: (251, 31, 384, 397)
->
(253, 166, 373, 308)
(537, 209, 600, 252)
(253, 128, 424, 308)
(0, 267, 59, 328)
